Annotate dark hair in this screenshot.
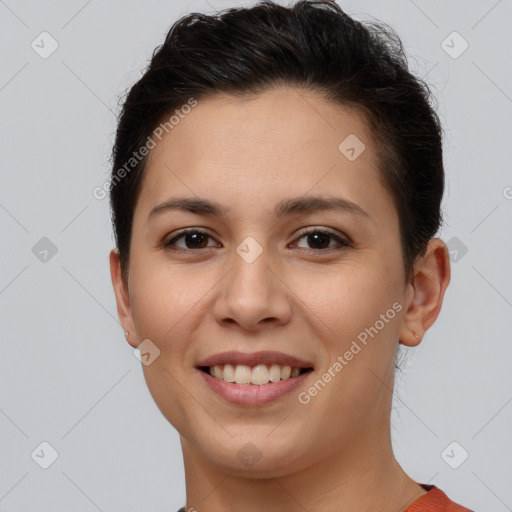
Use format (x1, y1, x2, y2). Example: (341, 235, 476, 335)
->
(109, 0, 444, 286)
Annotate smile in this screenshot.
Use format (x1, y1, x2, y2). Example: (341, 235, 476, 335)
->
(200, 363, 313, 386)
(195, 350, 315, 405)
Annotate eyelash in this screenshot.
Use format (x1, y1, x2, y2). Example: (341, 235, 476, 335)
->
(163, 227, 351, 254)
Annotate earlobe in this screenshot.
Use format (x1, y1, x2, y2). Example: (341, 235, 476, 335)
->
(399, 238, 451, 347)
(109, 248, 138, 348)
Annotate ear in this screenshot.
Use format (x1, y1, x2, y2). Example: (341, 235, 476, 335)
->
(109, 248, 138, 348)
(399, 238, 451, 347)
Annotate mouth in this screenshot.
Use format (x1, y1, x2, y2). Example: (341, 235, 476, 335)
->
(198, 364, 314, 386)
(195, 350, 315, 405)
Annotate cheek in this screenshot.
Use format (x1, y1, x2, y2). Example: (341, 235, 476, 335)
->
(131, 277, 183, 340)
(291, 260, 402, 345)
(297, 358, 392, 463)
(129, 264, 218, 354)
(128, 268, 208, 429)
(296, 273, 401, 438)
(293, 262, 402, 410)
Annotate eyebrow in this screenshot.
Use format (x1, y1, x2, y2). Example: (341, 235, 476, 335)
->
(147, 195, 371, 223)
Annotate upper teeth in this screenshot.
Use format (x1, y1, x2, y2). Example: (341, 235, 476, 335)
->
(209, 364, 303, 385)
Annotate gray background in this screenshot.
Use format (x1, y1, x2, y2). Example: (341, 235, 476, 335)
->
(1, 0, 511, 511)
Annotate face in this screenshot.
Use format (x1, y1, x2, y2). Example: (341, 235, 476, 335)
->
(110, 86, 431, 477)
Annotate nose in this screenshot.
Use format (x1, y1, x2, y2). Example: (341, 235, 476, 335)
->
(212, 244, 292, 332)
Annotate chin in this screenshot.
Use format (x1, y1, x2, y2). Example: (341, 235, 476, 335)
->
(199, 429, 311, 476)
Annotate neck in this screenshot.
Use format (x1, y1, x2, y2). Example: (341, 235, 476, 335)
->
(180, 411, 426, 511)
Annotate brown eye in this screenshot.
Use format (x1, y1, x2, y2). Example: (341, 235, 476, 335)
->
(304, 232, 331, 249)
(293, 228, 350, 252)
(164, 230, 216, 250)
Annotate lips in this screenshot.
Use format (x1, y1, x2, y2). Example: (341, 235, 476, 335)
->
(197, 366, 313, 406)
(195, 350, 314, 404)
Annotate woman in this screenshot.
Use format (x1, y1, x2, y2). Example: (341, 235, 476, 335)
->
(109, 1, 472, 510)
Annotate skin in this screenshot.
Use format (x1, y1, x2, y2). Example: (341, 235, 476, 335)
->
(110, 86, 450, 511)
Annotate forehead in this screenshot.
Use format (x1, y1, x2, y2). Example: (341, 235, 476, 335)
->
(148, 87, 373, 164)
(136, 86, 390, 223)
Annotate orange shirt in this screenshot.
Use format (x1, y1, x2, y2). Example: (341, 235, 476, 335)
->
(404, 484, 473, 511)
(176, 484, 473, 511)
